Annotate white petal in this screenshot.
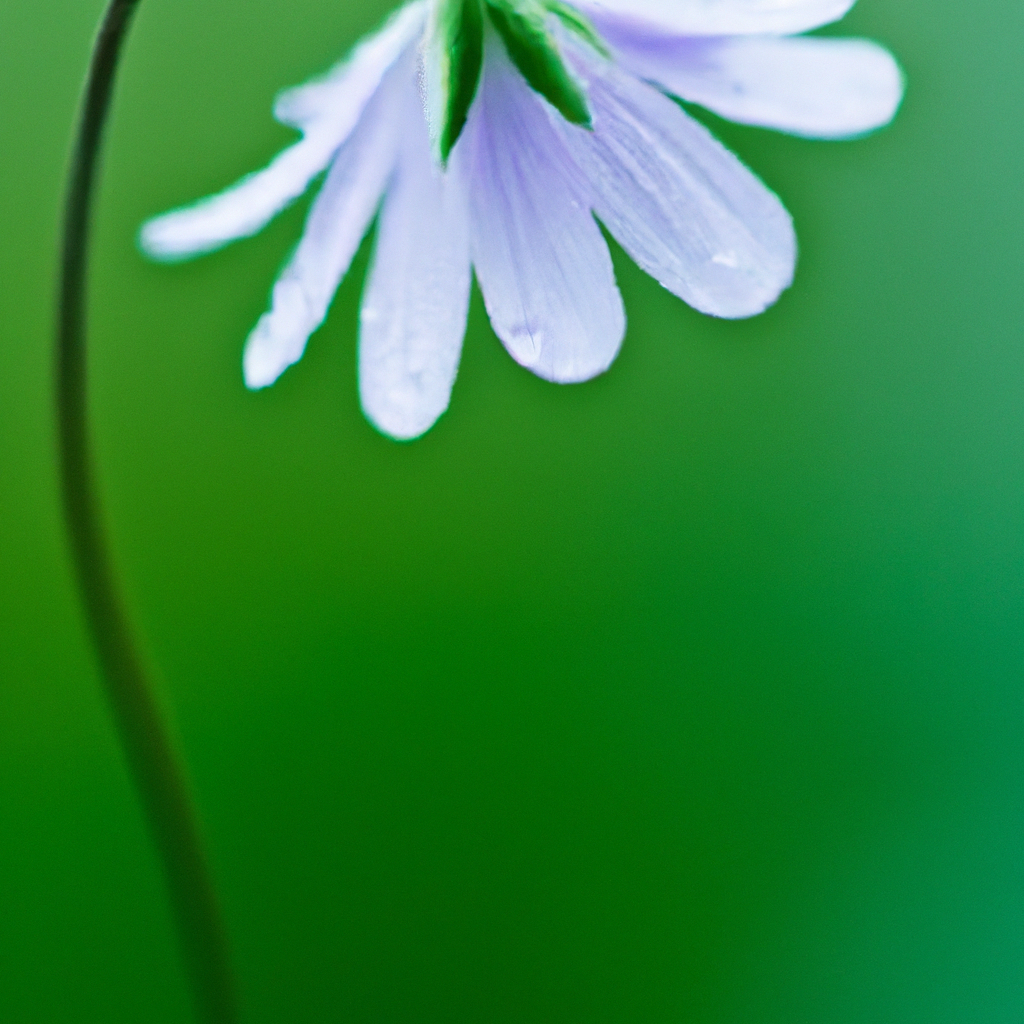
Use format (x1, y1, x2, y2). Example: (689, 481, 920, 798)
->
(578, 0, 854, 37)
(140, 135, 341, 260)
(242, 61, 410, 390)
(358, 90, 471, 440)
(463, 36, 625, 384)
(273, 1, 427, 129)
(139, 3, 425, 261)
(609, 31, 904, 138)
(556, 41, 795, 319)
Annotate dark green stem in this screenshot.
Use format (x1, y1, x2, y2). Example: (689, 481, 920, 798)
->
(56, 3, 238, 1022)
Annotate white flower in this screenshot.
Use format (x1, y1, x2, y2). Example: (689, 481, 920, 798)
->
(141, 0, 902, 440)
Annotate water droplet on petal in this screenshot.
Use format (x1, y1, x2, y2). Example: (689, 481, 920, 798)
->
(507, 322, 544, 366)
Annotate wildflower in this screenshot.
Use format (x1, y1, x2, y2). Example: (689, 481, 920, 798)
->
(141, 0, 902, 440)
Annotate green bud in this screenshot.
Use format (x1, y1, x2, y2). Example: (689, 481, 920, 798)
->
(424, 0, 484, 164)
(484, 0, 592, 128)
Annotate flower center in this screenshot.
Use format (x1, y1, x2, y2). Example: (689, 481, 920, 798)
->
(423, 0, 607, 162)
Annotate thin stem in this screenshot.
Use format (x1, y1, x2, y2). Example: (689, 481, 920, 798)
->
(56, 4, 238, 1023)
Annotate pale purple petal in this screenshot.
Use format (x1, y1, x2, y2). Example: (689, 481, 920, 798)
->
(608, 30, 904, 138)
(139, 135, 342, 261)
(358, 88, 471, 440)
(139, 3, 424, 261)
(555, 40, 795, 319)
(578, 0, 855, 38)
(242, 60, 411, 389)
(464, 35, 625, 384)
(273, 1, 426, 129)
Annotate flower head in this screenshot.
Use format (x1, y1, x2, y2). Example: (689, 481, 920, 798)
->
(141, 0, 902, 440)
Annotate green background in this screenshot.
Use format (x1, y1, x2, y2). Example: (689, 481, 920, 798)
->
(1, 0, 1022, 1020)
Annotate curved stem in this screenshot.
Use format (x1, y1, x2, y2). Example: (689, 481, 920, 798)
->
(56, 4, 239, 1022)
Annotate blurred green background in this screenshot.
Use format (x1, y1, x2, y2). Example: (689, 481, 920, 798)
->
(2, 0, 1022, 1020)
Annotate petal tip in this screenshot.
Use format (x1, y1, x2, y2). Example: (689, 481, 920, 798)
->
(361, 395, 448, 441)
(243, 317, 296, 390)
(137, 215, 207, 263)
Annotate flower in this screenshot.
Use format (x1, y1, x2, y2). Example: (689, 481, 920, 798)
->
(141, 0, 902, 440)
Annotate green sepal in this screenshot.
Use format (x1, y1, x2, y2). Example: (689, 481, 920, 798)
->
(541, 0, 610, 59)
(484, 0, 592, 127)
(425, 0, 484, 163)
